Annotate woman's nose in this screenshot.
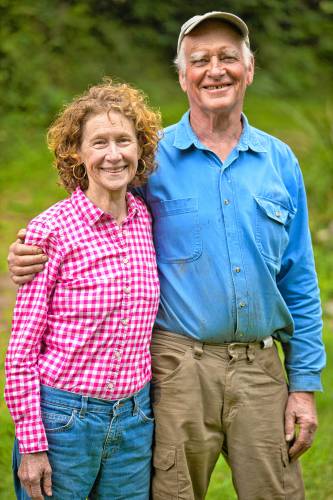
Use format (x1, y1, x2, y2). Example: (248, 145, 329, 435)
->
(105, 144, 122, 162)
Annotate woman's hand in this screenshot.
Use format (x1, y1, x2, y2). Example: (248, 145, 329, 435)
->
(7, 229, 48, 285)
(18, 451, 52, 499)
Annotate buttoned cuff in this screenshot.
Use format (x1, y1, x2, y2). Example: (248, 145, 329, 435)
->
(288, 373, 323, 392)
(16, 417, 48, 454)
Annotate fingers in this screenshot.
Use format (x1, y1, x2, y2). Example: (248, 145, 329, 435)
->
(285, 392, 318, 462)
(19, 471, 44, 500)
(9, 242, 45, 257)
(288, 421, 317, 462)
(17, 228, 27, 241)
(27, 478, 44, 500)
(284, 408, 295, 444)
(7, 240, 47, 285)
(11, 273, 41, 286)
(18, 452, 52, 500)
(42, 467, 53, 497)
(10, 262, 47, 276)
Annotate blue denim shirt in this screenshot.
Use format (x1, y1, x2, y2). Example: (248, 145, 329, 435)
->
(135, 111, 325, 391)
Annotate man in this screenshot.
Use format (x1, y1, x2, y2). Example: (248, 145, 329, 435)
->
(8, 11, 325, 500)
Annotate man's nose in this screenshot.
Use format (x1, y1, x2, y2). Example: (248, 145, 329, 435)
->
(208, 57, 225, 77)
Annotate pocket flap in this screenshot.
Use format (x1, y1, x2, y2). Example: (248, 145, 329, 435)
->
(151, 198, 198, 217)
(255, 196, 292, 225)
(153, 445, 176, 470)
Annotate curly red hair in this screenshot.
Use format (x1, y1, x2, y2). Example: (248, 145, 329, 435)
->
(47, 79, 162, 193)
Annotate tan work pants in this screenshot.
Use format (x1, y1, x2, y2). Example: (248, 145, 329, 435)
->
(150, 330, 304, 500)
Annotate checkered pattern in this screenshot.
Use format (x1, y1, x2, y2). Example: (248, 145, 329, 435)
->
(5, 187, 160, 453)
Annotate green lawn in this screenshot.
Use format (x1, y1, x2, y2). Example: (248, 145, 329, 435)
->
(1, 94, 332, 498)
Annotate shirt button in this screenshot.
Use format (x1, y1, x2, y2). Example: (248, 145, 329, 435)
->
(123, 257, 129, 265)
(122, 229, 127, 236)
(121, 318, 129, 326)
(123, 287, 130, 294)
(235, 267, 241, 273)
(239, 302, 246, 308)
(114, 350, 121, 359)
(275, 210, 281, 217)
(107, 381, 114, 390)
(224, 199, 230, 205)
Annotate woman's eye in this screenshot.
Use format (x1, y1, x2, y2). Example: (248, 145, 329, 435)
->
(118, 138, 131, 145)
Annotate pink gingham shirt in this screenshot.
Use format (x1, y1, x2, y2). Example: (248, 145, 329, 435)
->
(5, 187, 160, 454)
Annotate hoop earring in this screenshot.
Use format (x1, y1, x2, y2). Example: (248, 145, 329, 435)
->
(72, 164, 87, 181)
(137, 158, 147, 175)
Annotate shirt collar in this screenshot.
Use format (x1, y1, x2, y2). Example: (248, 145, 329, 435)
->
(71, 187, 141, 227)
(173, 110, 267, 153)
(237, 114, 267, 153)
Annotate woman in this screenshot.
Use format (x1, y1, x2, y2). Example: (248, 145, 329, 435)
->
(5, 80, 161, 499)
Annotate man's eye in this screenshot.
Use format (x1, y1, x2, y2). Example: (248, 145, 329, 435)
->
(222, 56, 237, 62)
(193, 59, 207, 66)
(93, 140, 106, 146)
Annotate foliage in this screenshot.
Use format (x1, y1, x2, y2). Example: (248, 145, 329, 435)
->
(0, 2, 332, 498)
(0, 0, 333, 130)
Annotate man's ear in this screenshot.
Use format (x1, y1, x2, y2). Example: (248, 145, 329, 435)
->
(246, 55, 255, 87)
(179, 71, 187, 93)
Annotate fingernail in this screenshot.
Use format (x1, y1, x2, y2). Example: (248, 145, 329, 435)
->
(285, 434, 292, 441)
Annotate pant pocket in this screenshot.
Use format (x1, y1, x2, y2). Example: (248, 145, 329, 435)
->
(152, 444, 178, 499)
(150, 342, 191, 386)
(152, 444, 195, 500)
(41, 402, 77, 433)
(280, 443, 305, 499)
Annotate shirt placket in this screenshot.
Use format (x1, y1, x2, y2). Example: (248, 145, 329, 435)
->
(219, 154, 249, 340)
(106, 222, 131, 395)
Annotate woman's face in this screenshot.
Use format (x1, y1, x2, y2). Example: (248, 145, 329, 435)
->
(78, 111, 141, 200)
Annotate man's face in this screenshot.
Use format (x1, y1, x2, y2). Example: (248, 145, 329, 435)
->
(179, 20, 254, 118)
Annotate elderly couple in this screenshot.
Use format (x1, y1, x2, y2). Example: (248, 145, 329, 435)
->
(6, 10, 325, 500)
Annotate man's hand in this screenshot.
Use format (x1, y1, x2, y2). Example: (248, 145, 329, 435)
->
(285, 391, 318, 462)
(7, 229, 47, 285)
(18, 452, 52, 499)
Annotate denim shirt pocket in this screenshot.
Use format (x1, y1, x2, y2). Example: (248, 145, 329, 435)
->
(150, 198, 202, 263)
(255, 196, 295, 264)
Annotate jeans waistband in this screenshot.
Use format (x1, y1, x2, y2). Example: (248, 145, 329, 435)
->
(40, 383, 150, 415)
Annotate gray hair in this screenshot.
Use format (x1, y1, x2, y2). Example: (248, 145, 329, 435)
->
(174, 37, 253, 75)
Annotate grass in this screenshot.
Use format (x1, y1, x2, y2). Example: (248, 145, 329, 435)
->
(0, 92, 332, 498)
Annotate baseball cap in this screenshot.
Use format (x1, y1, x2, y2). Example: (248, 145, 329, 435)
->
(177, 11, 250, 54)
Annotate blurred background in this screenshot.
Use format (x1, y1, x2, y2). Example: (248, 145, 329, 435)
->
(0, 1, 332, 498)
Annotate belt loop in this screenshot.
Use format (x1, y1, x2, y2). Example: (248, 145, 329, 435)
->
(79, 396, 88, 418)
(133, 394, 138, 416)
(246, 344, 256, 363)
(193, 341, 204, 359)
(261, 336, 274, 349)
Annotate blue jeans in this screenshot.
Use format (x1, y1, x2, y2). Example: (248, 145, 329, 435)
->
(12, 383, 154, 499)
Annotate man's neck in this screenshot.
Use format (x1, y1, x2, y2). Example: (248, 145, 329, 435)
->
(189, 109, 243, 162)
